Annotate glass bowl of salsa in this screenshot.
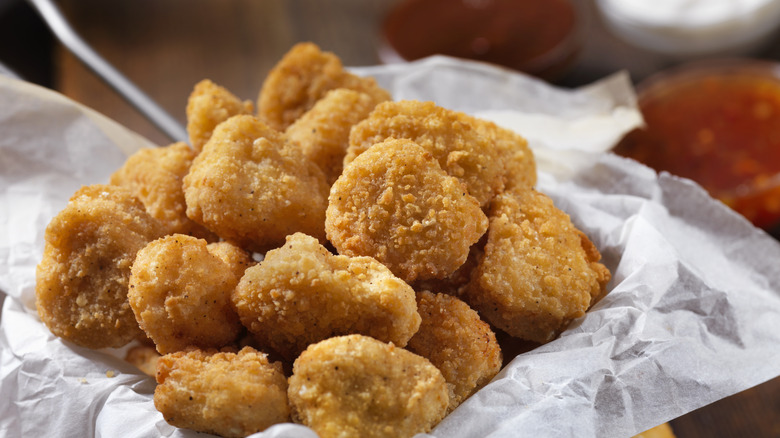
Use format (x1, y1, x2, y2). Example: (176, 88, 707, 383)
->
(614, 59, 780, 232)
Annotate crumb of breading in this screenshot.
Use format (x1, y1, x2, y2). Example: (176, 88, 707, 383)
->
(288, 335, 449, 438)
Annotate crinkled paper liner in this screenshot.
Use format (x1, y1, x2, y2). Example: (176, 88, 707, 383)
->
(1, 56, 779, 438)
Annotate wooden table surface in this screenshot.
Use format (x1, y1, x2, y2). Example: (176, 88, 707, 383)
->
(2, 0, 778, 436)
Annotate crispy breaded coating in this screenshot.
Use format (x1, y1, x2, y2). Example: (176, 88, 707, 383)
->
(578, 229, 612, 306)
(125, 344, 161, 377)
(465, 188, 611, 343)
(206, 241, 256, 280)
(407, 291, 502, 412)
(183, 115, 330, 253)
(412, 234, 486, 298)
(258, 42, 391, 130)
(186, 79, 254, 153)
(232, 233, 420, 360)
(346, 100, 536, 207)
(326, 138, 488, 283)
(154, 347, 289, 438)
(109, 142, 215, 240)
(129, 234, 243, 354)
(35, 185, 166, 349)
(288, 335, 449, 438)
(286, 88, 385, 184)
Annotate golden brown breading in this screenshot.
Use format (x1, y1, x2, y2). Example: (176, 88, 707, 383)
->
(154, 347, 289, 438)
(412, 234, 486, 298)
(578, 229, 612, 306)
(326, 138, 488, 283)
(125, 344, 161, 377)
(129, 234, 243, 354)
(258, 42, 391, 130)
(346, 100, 536, 207)
(109, 142, 215, 240)
(288, 335, 449, 438)
(35, 185, 167, 349)
(465, 188, 611, 343)
(232, 233, 420, 360)
(186, 79, 254, 153)
(286, 88, 386, 184)
(206, 241, 256, 280)
(183, 115, 330, 253)
(406, 291, 502, 412)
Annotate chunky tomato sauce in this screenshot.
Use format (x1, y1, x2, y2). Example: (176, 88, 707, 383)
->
(615, 71, 780, 229)
(383, 0, 578, 79)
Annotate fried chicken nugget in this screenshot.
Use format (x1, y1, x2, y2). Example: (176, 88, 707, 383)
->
(465, 188, 611, 343)
(183, 115, 330, 252)
(154, 347, 289, 438)
(412, 234, 486, 298)
(129, 234, 243, 354)
(406, 291, 502, 412)
(286, 88, 386, 184)
(206, 241, 256, 280)
(346, 100, 536, 207)
(125, 344, 161, 377)
(109, 142, 215, 240)
(232, 233, 420, 360)
(186, 79, 254, 153)
(258, 42, 391, 130)
(288, 335, 449, 438)
(326, 138, 488, 283)
(35, 185, 167, 349)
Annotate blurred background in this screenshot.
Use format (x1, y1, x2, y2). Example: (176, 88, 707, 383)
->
(0, 0, 778, 436)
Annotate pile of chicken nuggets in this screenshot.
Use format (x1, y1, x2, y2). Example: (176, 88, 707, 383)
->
(35, 42, 611, 438)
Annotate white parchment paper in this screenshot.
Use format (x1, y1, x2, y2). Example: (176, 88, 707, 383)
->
(1, 56, 779, 438)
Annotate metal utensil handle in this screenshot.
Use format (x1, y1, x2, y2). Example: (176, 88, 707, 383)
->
(27, 0, 188, 143)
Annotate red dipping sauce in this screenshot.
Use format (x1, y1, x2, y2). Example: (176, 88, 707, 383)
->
(382, 0, 579, 80)
(615, 60, 780, 230)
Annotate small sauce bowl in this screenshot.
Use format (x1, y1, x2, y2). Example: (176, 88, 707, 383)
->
(615, 59, 780, 231)
(381, 0, 580, 81)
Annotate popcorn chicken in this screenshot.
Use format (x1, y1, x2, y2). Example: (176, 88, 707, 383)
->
(286, 88, 386, 184)
(407, 291, 502, 412)
(288, 335, 449, 438)
(183, 115, 329, 252)
(465, 188, 611, 343)
(154, 347, 289, 438)
(186, 79, 254, 153)
(346, 100, 536, 207)
(129, 234, 243, 354)
(109, 142, 215, 240)
(232, 232, 420, 360)
(125, 344, 161, 377)
(35, 185, 167, 349)
(327, 138, 488, 283)
(258, 42, 391, 130)
(206, 240, 256, 280)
